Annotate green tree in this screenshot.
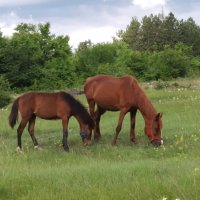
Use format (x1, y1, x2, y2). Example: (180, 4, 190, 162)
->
(118, 12, 200, 54)
(139, 14, 164, 51)
(117, 17, 141, 50)
(3, 28, 43, 88)
(73, 40, 95, 84)
(74, 41, 132, 83)
(2, 22, 73, 90)
(0, 31, 9, 75)
(147, 44, 190, 80)
(38, 34, 74, 90)
(0, 75, 11, 108)
(97, 41, 132, 76)
(161, 12, 179, 47)
(127, 51, 149, 80)
(178, 18, 200, 55)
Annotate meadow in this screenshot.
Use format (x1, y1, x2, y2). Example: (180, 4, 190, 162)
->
(0, 79, 200, 200)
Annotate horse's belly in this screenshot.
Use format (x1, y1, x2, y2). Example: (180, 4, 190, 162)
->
(95, 100, 120, 111)
(93, 88, 126, 111)
(39, 116, 59, 120)
(33, 108, 59, 120)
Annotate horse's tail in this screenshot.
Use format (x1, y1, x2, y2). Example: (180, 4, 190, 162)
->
(9, 98, 19, 128)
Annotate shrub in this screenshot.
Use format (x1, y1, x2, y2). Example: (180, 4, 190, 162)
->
(0, 75, 11, 108)
(155, 81, 170, 90)
(148, 44, 190, 80)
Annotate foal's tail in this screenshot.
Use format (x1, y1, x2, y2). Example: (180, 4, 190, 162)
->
(9, 98, 19, 128)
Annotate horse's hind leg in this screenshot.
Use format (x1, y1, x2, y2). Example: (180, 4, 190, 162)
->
(28, 115, 39, 149)
(88, 99, 95, 119)
(94, 106, 105, 141)
(17, 118, 28, 151)
(87, 99, 95, 141)
(130, 109, 137, 144)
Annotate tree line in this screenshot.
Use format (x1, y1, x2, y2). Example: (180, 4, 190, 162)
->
(1, 12, 200, 107)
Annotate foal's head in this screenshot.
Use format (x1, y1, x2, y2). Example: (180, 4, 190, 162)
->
(61, 92, 94, 145)
(145, 113, 163, 146)
(80, 120, 94, 145)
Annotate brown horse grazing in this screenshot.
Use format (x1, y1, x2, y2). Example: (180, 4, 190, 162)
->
(84, 75, 163, 146)
(9, 91, 94, 151)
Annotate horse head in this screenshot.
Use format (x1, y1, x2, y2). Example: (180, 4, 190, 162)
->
(145, 113, 163, 146)
(80, 122, 94, 145)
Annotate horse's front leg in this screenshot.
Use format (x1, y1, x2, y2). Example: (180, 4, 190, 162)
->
(62, 118, 69, 151)
(112, 110, 127, 145)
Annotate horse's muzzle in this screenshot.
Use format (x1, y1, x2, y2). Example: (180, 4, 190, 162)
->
(80, 131, 89, 145)
(151, 139, 163, 147)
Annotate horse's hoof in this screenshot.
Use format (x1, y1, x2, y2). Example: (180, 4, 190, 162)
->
(87, 140, 92, 145)
(94, 137, 100, 143)
(82, 138, 89, 146)
(112, 141, 116, 146)
(83, 142, 88, 146)
(16, 146, 23, 153)
(64, 147, 69, 152)
(34, 145, 42, 151)
(130, 140, 136, 145)
(94, 139, 98, 143)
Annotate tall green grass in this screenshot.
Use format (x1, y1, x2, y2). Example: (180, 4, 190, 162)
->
(0, 81, 200, 200)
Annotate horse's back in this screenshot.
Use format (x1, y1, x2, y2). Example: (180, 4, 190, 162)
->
(18, 92, 68, 119)
(19, 92, 58, 107)
(84, 75, 136, 95)
(84, 75, 138, 110)
(18, 92, 35, 110)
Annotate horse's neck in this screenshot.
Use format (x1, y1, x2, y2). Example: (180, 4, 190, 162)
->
(73, 114, 85, 129)
(136, 89, 157, 122)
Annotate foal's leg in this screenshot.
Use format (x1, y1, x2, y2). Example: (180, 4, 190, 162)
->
(112, 110, 127, 145)
(94, 106, 105, 141)
(17, 118, 28, 151)
(28, 115, 39, 149)
(130, 109, 137, 144)
(62, 118, 69, 151)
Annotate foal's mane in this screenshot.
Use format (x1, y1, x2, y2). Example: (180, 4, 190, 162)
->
(60, 92, 94, 128)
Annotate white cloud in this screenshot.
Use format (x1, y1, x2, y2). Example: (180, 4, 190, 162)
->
(132, 0, 167, 9)
(0, 11, 37, 36)
(0, 0, 51, 7)
(0, 3, 169, 47)
(1, 24, 16, 36)
(68, 26, 117, 49)
(0, 12, 17, 36)
(1, 0, 200, 50)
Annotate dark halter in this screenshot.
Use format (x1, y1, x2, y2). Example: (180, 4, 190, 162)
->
(80, 131, 88, 140)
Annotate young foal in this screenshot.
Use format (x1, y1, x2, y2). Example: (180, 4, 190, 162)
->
(84, 75, 163, 146)
(9, 92, 94, 151)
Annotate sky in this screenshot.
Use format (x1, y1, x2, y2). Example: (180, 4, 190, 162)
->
(0, 0, 200, 49)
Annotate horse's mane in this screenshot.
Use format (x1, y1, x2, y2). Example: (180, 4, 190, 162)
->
(60, 92, 94, 129)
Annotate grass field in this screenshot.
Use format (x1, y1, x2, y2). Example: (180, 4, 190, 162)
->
(0, 79, 200, 200)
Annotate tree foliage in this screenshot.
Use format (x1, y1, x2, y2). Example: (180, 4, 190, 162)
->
(0, 75, 11, 108)
(147, 44, 191, 80)
(118, 12, 200, 55)
(0, 23, 73, 91)
(0, 12, 200, 93)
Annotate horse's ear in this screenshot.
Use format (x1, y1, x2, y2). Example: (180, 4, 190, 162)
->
(156, 112, 163, 120)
